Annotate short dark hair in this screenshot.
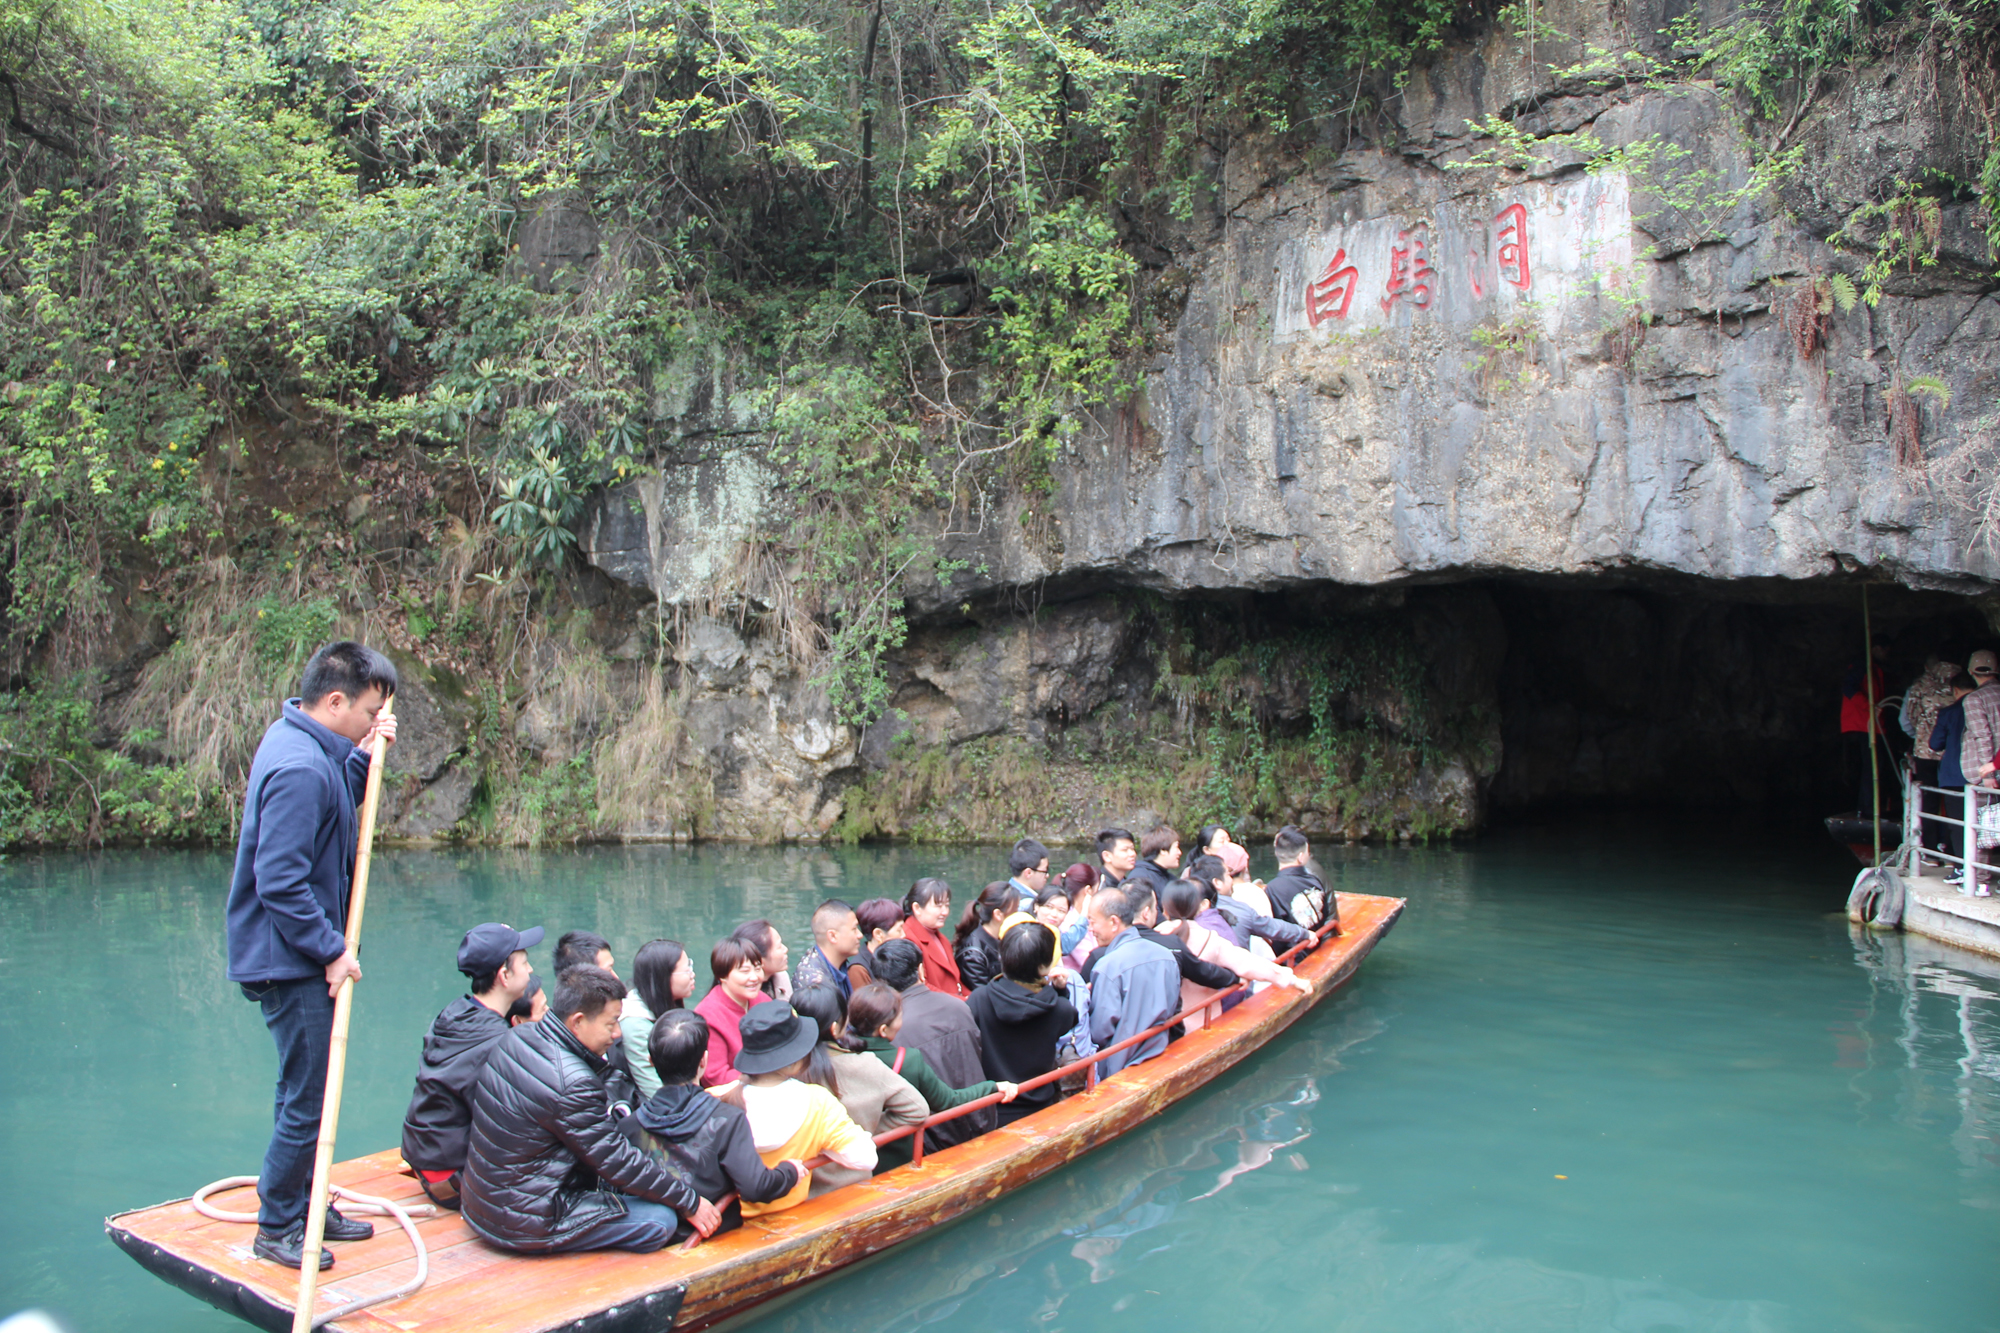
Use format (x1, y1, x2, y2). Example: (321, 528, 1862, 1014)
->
(1093, 885, 1136, 928)
(649, 1009, 710, 1085)
(1001, 922, 1055, 982)
(1954, 670, 1980, 691)
(709, 935, 763, 984)
(551, 964, 624, 1021)
(631, 939, 687, 1018)
(811, 899, 855, 943)
(1096, 828, 1134, 857)
(1140, 825, 1181, 861)
(856, 897, 901, 939)
(504, 974, 542, 1023)
(467, 954, 510, 996)
(872, 938, 923, 991)
(1033, 881, 1071, 912)
(555, 930, 612, 975)
(1009, 838, 1051, 876)
(300, 641, 397, 708)
(1186, 853, 1225, 890)
(1197, 825, 1229, 853)
(1274, 825, 1309, 862)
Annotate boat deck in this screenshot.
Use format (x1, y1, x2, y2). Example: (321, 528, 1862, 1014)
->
(109, 892, 1404, 1333)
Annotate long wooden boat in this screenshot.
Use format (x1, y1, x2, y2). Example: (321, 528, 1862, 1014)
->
(108, 890, 1403, 1333)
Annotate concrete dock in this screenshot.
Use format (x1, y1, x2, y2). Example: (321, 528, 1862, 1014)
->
(1894, 862, 2000, 958)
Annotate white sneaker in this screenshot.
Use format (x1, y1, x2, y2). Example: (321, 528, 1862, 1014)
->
(1946, 869, 1966, 885)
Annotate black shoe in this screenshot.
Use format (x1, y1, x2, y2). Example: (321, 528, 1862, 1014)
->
(253, 1224, 333, 1271)
(322, 1207, 375, 1243)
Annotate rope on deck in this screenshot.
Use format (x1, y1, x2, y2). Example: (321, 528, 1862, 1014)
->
(192, 1175, 437, 1328)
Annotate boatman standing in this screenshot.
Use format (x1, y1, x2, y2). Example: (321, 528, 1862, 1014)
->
(225, 641, 397, 1271)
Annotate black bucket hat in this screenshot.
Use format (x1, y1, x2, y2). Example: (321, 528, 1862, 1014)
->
(734, 1003, 819, 1076)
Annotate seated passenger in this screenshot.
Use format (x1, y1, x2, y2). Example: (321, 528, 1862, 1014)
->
(623, 939, 696, 1097)
(1006, 837, 1053, 908)
(953, 881, 1015, 990)
(869, 939, 995, 1148)
(400, 922, 544, 1209)
(461, 966, 719, 1254)
(735, 1003, 878, 1214)
(554, 929, 615, 977)
(1000, 882, 1071, 985)
(793, 899, 864, 1001)
(693, 937, 770, 1088)
(839, 982, 1016, 1165)
(790, 984, 926, 1193)
(630, 1010, 803, 1236)
(1155, 878, 1311, 1030)
(1206, 848, 1308, 955)
(506, 973, 547, 1026)
(732, 919, 793, 1002)
(851, 897, 904, 985)
(1267, 826, 1336, 931)
(1082, 887, 1180, 1076)
(966, 924, 1077, 1125)
(900, 878, 969, 999)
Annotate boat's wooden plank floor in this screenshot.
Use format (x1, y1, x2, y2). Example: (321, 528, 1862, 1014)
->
(109, 892, 1404, 1333)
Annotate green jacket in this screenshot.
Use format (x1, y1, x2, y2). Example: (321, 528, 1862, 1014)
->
(861, 1035, 996, 1166)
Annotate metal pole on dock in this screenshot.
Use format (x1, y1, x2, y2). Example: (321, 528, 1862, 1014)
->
(1865, 586, 1882, 866)
(292, 705, 392, 1333)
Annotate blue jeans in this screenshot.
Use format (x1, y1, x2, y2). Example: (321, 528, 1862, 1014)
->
(561, 1196, 679, 1253)
(241, 976, 335, 1231)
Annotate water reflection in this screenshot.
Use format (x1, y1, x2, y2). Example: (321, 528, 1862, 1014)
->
(1846, 926, 2000, 1200)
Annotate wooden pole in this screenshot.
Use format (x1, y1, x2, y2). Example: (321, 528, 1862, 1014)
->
(292, 701, 392, 1333)
(1864, 588, 1882, 866)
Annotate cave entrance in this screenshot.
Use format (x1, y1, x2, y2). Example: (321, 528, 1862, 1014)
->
(1475, 576, 1991, 825)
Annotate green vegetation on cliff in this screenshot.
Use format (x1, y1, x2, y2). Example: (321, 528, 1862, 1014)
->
(1, 0, 1996, 844)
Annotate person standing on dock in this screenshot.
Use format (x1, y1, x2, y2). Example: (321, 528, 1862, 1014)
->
(1959, 652, 2000, 893)
(224, 641, 397, 1271)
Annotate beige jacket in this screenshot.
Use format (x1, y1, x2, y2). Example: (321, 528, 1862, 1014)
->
(810, 1048, 928, 1195)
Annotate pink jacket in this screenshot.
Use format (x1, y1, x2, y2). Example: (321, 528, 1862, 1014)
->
(694, 984, 770, 1086)
(1160, 919, 1294, 1032)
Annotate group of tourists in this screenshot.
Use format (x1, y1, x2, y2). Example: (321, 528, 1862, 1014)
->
(223, 640, 1339, 1272)
(391, 824, 1329, 1259)
(1844, 644, 2000, 895)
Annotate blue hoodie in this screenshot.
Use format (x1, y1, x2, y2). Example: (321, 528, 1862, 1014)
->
(225, 700, 373, 983)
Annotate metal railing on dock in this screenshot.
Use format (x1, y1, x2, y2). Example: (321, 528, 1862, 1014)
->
(1901, 776, 1998, 898)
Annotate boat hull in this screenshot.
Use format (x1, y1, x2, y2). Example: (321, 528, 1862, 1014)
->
(108, 891, 1404, 1333)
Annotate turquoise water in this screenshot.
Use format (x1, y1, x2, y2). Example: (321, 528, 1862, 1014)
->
(1, 827, 1996, 1332)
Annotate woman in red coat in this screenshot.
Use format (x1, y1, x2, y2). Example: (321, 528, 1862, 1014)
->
(899, 878, 968, 1000)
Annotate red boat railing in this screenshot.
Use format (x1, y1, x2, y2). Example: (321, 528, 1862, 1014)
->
(681, 912, 1343, 1250)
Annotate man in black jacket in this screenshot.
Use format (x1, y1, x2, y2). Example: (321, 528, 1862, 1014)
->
(629, 1011, 804, 1237)
(1122, 825, 1182, 899)
(1267, 826, 1336, 931)
(966, 925, 1077, 1125)
(462, 966, 721, 1254)
(400, 922, 545, 1209)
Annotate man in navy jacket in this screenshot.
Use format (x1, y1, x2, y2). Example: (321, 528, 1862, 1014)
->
(226, 641, 397, 1270)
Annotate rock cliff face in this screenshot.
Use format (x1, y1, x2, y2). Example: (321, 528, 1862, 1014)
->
(541, 5, 2000, 842)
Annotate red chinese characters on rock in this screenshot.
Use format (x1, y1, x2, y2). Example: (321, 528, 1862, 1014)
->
(1380, 225, 1436, 313)
(1297, 204, 1535, 328)
(1304, 249, 1359, 327)
(1494, 203, 1531, 293)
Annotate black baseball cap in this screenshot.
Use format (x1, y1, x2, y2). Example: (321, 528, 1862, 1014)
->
(457, 923, 545, 978)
